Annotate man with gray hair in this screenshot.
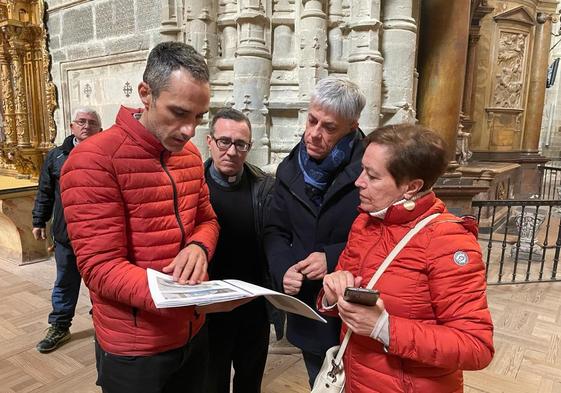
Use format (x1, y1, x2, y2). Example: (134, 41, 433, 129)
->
(264, 76, 366, 386)
(32, 107, 102, 353)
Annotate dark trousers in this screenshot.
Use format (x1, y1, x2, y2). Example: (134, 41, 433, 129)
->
(207, 303, 270, 393)
(48, 241, 81, 329)
(95, 325, 209, 393)
(302, 351, 325, 388)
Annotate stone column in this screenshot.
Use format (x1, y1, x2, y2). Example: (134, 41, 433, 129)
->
(522, 12, 553, 152)
(160, 0, 183, 41)
(381, 0, 417, 125)
(417, 0, 470, 163)
(185, 0, 218, 60)
(347, 0, 383, 134)
(233, 0, 272, 166)
(298, 0, 328, 100)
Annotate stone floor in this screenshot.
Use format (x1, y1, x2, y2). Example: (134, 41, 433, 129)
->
(2, 255, 561, 392)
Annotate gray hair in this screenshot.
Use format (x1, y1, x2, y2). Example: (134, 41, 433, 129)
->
(210, 107, 252, 137)
(72, 107, 101, 126)
(143, 42, 209, 99)
(310, 76, 366, 122)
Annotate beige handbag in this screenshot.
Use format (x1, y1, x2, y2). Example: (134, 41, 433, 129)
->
(311, 213, 440, 393)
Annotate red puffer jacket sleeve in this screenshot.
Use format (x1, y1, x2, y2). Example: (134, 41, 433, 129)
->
(388, 221, 495, 371)
(185, 161, 219, 261)
(61, 141, 161, 313)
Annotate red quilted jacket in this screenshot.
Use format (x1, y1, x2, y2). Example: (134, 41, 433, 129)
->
(320, 193, 494, 392)
(60, 106, 219, 356)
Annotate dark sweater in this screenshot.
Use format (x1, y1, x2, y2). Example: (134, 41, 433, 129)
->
(206, 171, 261, 285)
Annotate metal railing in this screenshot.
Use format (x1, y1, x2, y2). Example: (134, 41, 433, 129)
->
(538, 162, 561, 199)
(473, 199, 561, 285)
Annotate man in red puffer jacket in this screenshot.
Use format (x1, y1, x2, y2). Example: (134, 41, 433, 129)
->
(60, 42, 223, 393)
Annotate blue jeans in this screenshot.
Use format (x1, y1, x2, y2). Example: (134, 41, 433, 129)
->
(48, 241, 81, 329)
(302, 351, 325, 388)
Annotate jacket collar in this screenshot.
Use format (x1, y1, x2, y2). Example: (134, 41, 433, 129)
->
(204, 159, 266, 181)
(278, 130, 364, 211)
(61, 134, 75, 154)
(373, 192, 444, 226)
(115, 106, 167, 158)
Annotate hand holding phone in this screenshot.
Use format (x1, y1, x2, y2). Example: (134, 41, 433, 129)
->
(343, 287, 379, 306)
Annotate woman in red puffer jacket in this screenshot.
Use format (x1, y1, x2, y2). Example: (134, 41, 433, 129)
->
(319, 124, 494, 393)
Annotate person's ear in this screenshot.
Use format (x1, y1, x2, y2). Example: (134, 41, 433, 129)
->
(402, 179, 424, 199)
(206, 134, 212, 150)
(138, 82, 152, 110)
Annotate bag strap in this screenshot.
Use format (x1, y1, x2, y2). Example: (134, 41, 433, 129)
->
(333, 213, 441, 365)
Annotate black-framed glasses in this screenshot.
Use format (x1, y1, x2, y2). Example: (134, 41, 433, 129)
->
(73, 119, 100, 128)
(211, 136, 251, 152)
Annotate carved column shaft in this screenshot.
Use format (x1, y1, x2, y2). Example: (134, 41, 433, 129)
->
(347, 0, 383, 134)
(298, 0, 328, 100)
(522, 13, 553, 152)
(233, 2, 272, 167)
(8, 38, 31, 148)
(462, 32, 480, 117)
(381, 0, 417, 125)
(417, 0, 470, 163)
(0, 42, 16, 145)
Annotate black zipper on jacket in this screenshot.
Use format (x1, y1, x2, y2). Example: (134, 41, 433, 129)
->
(160, 151, 186, 248)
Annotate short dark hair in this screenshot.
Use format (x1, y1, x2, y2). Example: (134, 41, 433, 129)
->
(210, 108, 252, 137)
(143, 42, 209, 99)
(364, 124, 449, 191)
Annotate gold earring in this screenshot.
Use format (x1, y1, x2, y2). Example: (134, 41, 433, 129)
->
(403, 199, 416, 211)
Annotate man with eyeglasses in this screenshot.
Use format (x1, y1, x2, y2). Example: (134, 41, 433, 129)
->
(32, 107, 102, 353)
(203, 107, 280, 393)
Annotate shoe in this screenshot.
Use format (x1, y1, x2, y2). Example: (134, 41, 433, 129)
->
(36, 325, 71, 353)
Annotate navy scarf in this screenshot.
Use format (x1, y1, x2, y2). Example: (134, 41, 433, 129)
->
(298, 130, 357, 206)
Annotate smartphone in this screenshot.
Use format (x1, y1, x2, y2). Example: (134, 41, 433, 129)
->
(343, 287, 379, 306)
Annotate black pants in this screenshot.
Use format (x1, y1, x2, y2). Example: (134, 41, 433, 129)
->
(95, 325, 208, 393)
(302, 351, 324, 388)
(206, 302, 270, 393)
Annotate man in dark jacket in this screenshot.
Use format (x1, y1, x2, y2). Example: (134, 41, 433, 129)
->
(204, 107, 280, 393)
(32, 107, 101, 353)
(264, 76, 366, 386)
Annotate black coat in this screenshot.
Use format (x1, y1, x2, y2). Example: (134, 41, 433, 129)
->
(204, 159, 285, 339)
(32, 135, 75, 246)
(264, 131, 364, 354)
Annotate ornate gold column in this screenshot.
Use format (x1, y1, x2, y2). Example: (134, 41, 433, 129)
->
(522, 12, 553, 152)
(0, 34, 16, 146)
(417, 0, 471, 164)
(0, 0, 57, 178)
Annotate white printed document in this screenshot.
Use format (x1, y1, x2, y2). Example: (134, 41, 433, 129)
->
(147, 269, 326, 323)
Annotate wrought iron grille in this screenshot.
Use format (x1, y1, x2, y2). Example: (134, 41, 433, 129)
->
(472, 199, 561, 285)
(538, 162, 561, 199)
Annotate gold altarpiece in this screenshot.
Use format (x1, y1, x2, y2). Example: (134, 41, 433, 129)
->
(0, 0, 56, 179)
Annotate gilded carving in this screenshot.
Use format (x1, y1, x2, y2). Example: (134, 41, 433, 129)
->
(0, 0, 55, 177)
(493, 32, 526, 108)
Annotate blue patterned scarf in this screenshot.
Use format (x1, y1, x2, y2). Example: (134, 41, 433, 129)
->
(298, 130, 357, 206)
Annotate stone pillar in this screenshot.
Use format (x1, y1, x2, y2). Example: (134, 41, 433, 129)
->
(381, 0, 417, 125)
(522, 12, 553, 152)
(185, 0, 218, 60)
(417, 0, 470, 163)
(160, 0, 182, 41)
(233, 0, 272, 166)
(298, 0, 328, 100)
(347, 0, 383, 134)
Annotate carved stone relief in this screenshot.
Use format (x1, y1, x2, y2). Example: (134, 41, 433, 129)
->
(493, 31, 526, 108)
(166, 0, 417, 165)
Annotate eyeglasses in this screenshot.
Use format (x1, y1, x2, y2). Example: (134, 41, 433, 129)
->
(73, 119, 100, 128)
(211, 136, 251, 152)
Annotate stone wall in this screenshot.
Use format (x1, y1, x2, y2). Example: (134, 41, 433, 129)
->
(45, 0, 420, 165)
(46, 0, 161, 145)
